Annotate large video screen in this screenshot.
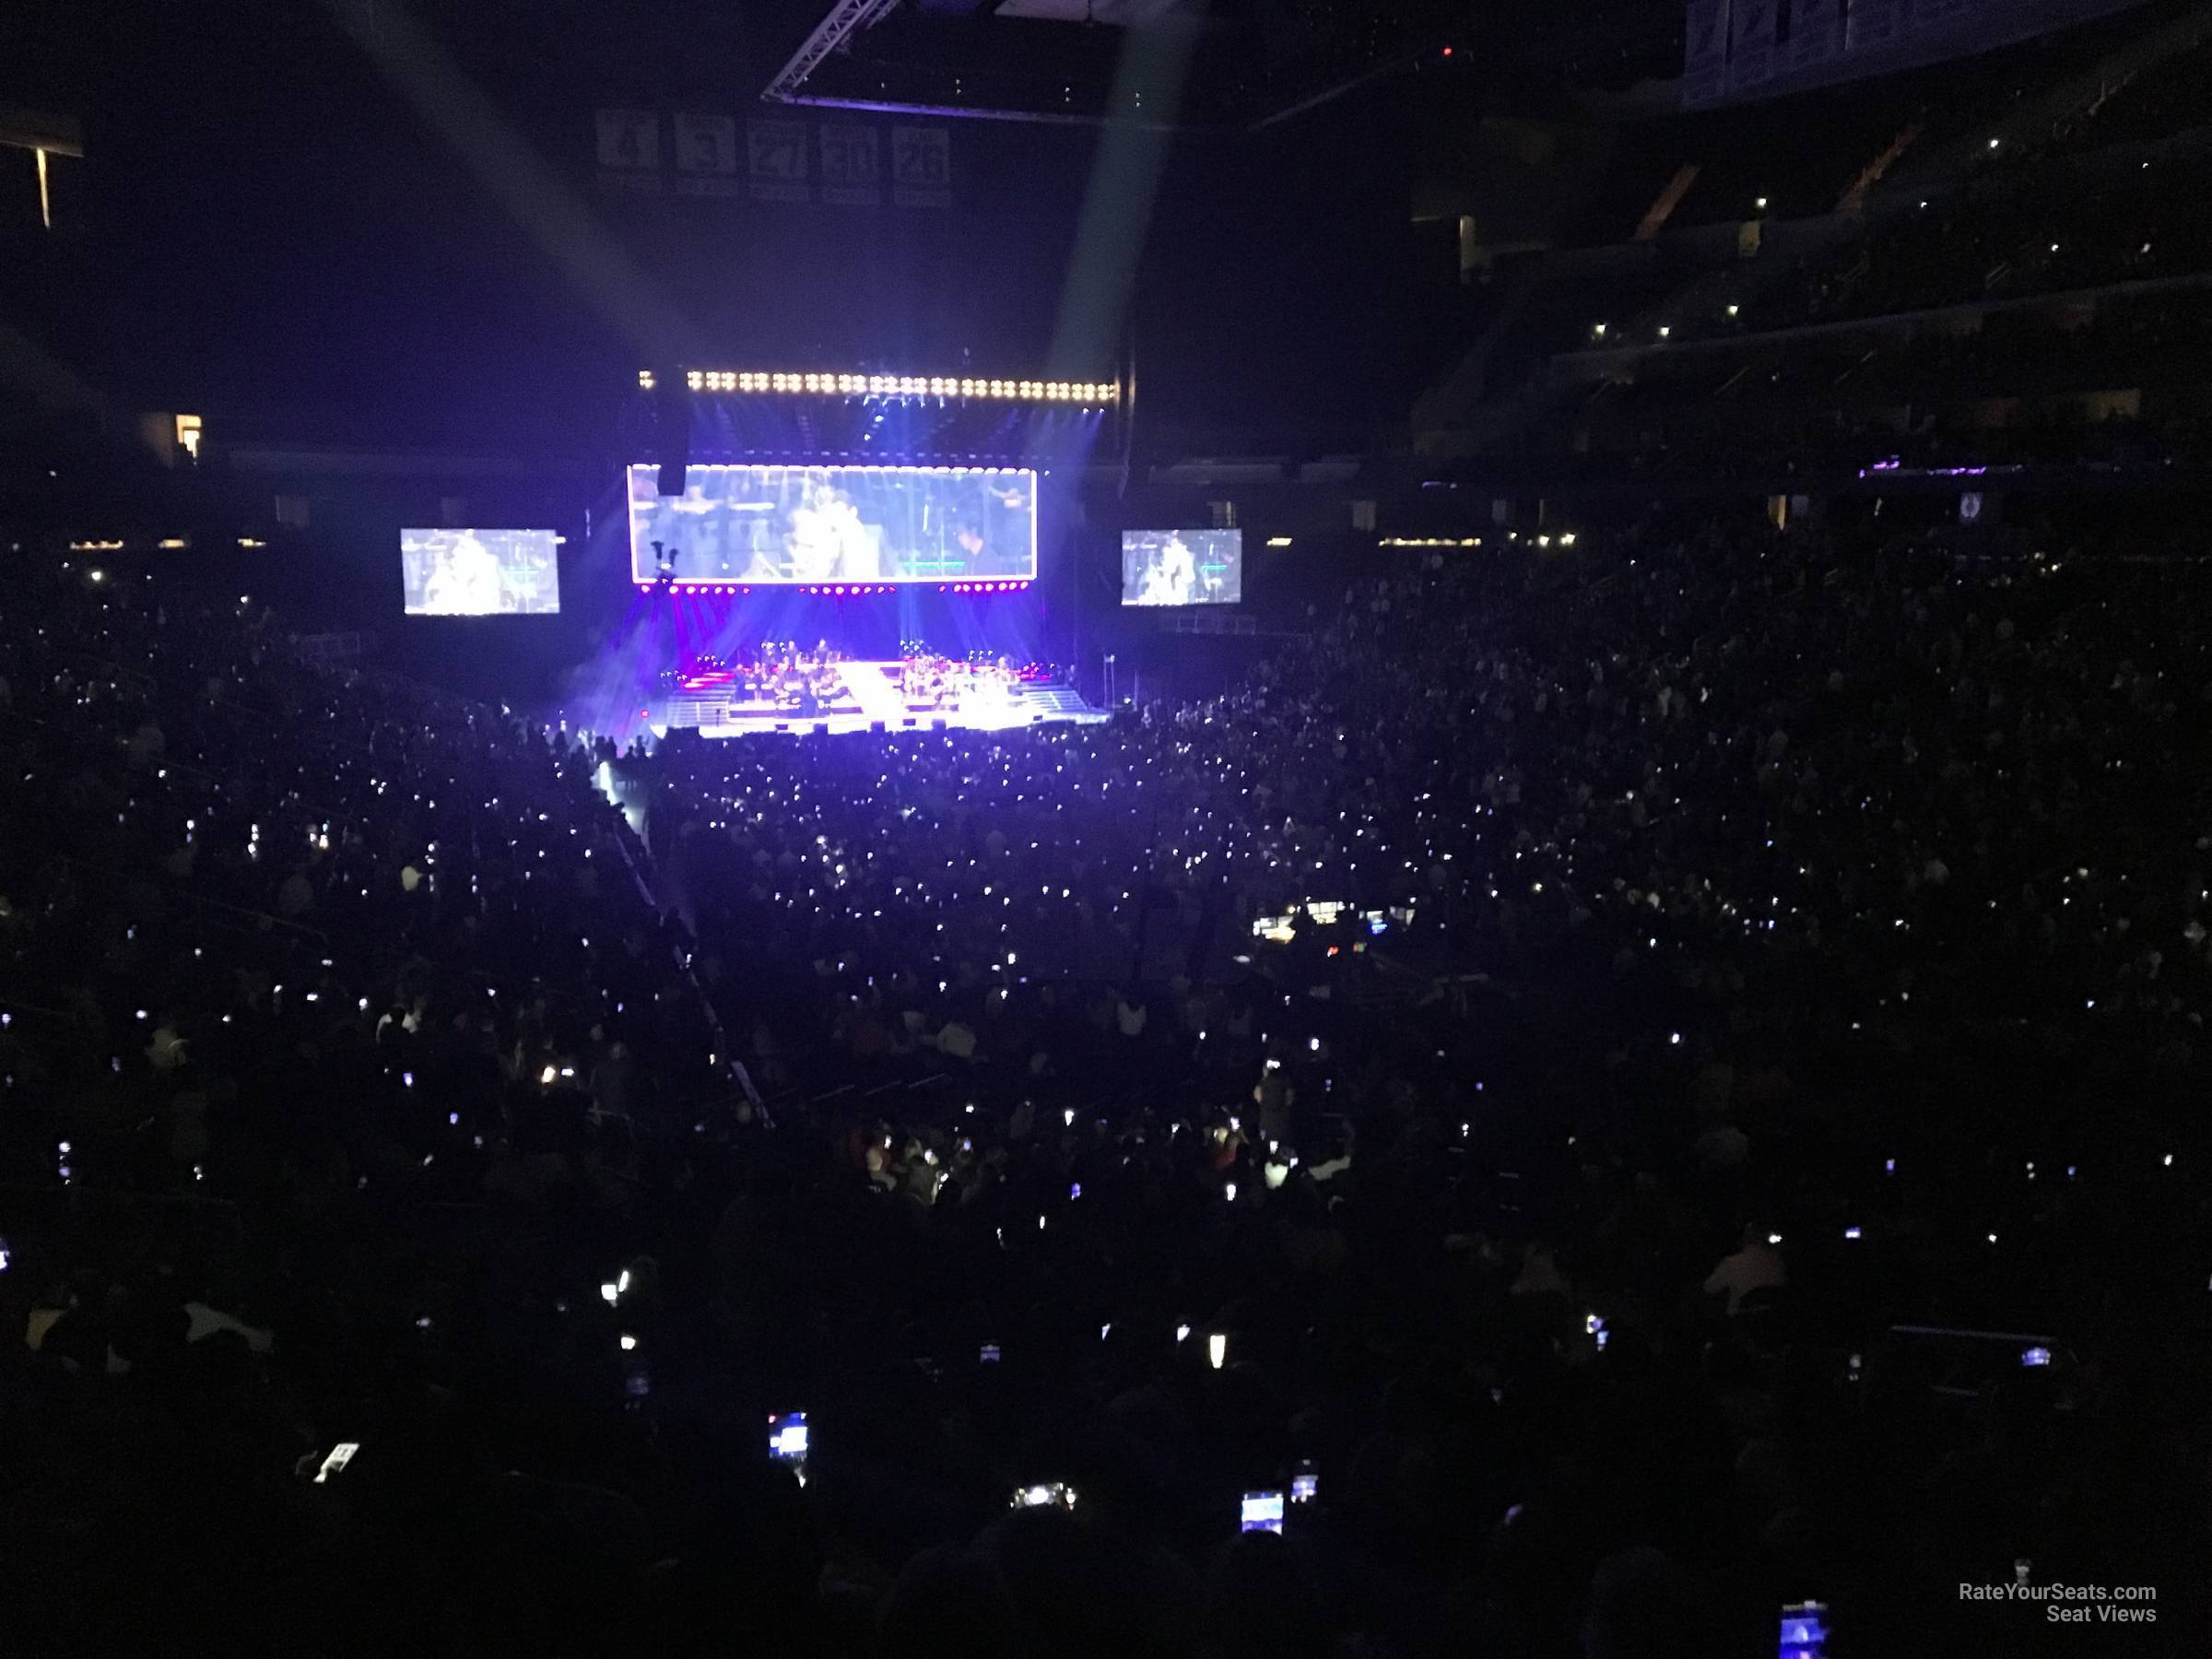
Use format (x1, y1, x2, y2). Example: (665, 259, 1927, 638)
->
(402, 528, 560, 616)
(628, 464, 1038, 584)
(1121, 529, 1241, 606)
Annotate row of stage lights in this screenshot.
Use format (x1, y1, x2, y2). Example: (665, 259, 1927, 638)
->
(637, 580, 1033, 595)
(644, 370, 1117, 403)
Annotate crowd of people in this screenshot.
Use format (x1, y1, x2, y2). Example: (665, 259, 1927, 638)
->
(1742, 145, 2212, 337)
(676, 643, 862, 717)
(1462, 18, 2212, 492)
(6, 510, 2206, 1654)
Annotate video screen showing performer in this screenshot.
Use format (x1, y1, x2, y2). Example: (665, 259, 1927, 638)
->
(402, 528, 561, 616)
(1120, 529, 1241, 606)
(629, 465, 1038, 584)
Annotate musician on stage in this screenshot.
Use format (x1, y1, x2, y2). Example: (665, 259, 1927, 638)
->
(979, 479, 1030, 574)
(1137, 533, 1198, 606)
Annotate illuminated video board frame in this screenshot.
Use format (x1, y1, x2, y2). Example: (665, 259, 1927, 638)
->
(627, 462, 1041, 591)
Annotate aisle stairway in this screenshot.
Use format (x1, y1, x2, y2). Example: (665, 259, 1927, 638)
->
(1023, 685, 1102, 720)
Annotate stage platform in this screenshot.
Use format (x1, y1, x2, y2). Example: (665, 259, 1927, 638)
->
(656, 660, 1109, 739)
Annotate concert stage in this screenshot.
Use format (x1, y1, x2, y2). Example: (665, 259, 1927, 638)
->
(656, 658, 1107, 739)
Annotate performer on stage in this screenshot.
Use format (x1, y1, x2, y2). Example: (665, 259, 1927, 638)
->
(825, 490, 878, 580)
(1138, 533, 1198, 606)
(787, 480, 839, 582)
(954, 523, 990, 574)
(982, 478, 1029, 568)
(423, 531, 502, 614)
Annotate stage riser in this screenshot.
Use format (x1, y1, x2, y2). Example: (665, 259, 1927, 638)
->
(659, 658, 1067, 732)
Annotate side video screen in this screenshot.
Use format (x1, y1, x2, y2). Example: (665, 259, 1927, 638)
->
(1121, 530, 1241, 606)
(402, 528, 561, 616)
(629, 465, 1038, 584)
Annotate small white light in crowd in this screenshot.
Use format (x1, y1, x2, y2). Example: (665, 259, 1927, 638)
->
(2163, 1153, 2174, 1167)
(403, 1072, 414, 1088)
(1726, 303, 1739, 317)
(1176, 1324, 1191, 1344)
(1844, 1226, 1862, 1241)
(1309, 1036, 1320, 1052)
(1225, 1182, 1237, 1204)
(1100, 1324, 1112, 1340)
(1754, 195, 1768, 209)
(1988, 136, 2001, 149)
(1885, 1158, 1896, 1172)
(541, 1065, 556, 1085)
(618, 1269, 632, 1294)
(1657, 325, 1671, 338)
(1987, 1232, 1998, 1244)
(619, 1334, 637, 1351)
(1208, 1332, 1228, 1370)
(1064, 1108, 1076, 1126)
(1766, 1232, 1783, 1246)
(1670, 1032, 1681, 1045)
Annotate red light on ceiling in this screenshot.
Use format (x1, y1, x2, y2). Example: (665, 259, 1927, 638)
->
(1441, 44, 1453, 56)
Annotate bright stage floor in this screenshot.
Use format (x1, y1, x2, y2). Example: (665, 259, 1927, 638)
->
(657, 659, 1110, 739)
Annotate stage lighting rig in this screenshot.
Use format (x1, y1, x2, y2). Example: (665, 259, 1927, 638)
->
(674, 369, 1118, 405)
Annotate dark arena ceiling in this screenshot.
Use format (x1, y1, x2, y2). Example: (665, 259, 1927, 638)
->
(748, 0, 1687, 129)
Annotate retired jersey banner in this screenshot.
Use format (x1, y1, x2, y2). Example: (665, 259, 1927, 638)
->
(747, 119, 810, 204)
(595, 109, 662, 194)
(890, 125, 951, 207)
(589, 111, 953, 208)
(1788, 0, 1842, 72)
(673, 113, 740, 199)
(819, 125, 882, 206)
(1845, 0, 1903, 52)
(1727, 0, 1779, 90)
(1681, 0, 1733, 104)
(595, 109, 659, 171)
